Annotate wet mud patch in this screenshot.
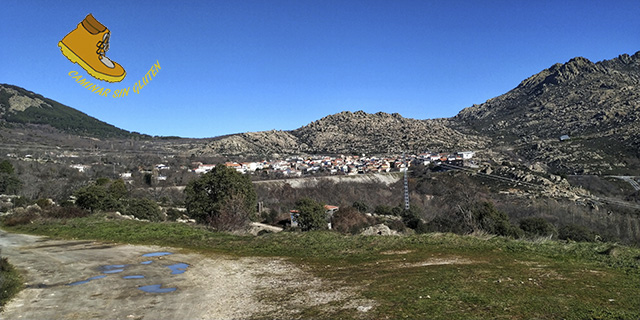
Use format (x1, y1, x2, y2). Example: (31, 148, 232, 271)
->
(64, 251, 189, 294)
(68, 275, 107, 286)
(138, 284, 177, 293)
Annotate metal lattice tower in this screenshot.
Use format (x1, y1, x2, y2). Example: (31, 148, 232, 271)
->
(403, 152, 410, 210)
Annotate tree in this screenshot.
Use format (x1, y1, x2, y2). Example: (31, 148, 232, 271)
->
(0, 160, 21, 195)
(0, 160, 15, 175)
(73, 179, 123, 213)
(519, 217, 557, 238)
(108, 179, 128, 200)
(74, 184, 109, 213)
(184, 165, 257, 228)
(352, 201, 368, 213)
(0, 174, 21, 195)
(210, 195, 251, 231)
(294, 197, 327, 231)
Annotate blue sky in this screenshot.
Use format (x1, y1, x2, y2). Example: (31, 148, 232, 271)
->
(2, 1, 639, 138)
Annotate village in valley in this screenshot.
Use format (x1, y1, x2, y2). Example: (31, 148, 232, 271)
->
(191, 151, 476, 177)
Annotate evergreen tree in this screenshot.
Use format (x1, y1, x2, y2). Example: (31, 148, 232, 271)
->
(294, 197, 327, 231)
(184, 165, 257, 227)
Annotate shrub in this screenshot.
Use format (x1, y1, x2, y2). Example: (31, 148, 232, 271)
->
(558, 224, 598, 242)
(1, 207, 40, 226)
(472, 202, 523, 238)
(385, 219, 406, 233)
(43, 206, 89, 219)
(125, 198, 163, 222)
(0, 250, 22, 311)
(36, 198, 54, 209)
(165, 208, 183, 221)
(374, 205, 393, 215)
(262, 209, 280, 225)
(332, 207, 372, 234)
(12, 197, 30, 208)
(352, 201, 368, 213)
(519, 217, 557, 238)
(414, 220, 430, 234)
(425, 216, 470, 234)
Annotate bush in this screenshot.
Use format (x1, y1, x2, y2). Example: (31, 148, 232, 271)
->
(261, 209, 281, 225)
(1, 206, 40, 226)
(43, 206, 89, 219)
(374, 205, 393, 215)
(385, 219, 406, 233)
(425, 216, 470, 234)
(166, 208, 183, 221)
(352, 201, 368, 213)
(414, 220, 430, 234)
(520, 217, 557, 238)
(12, 197, 30, 208)
(472, 202, 523, 238)
(558, 224, 598, 242)
(125, 198, 163, 222)
(332, 207, 372, 234)
(36, 198, 54, 209)
(401, 207, 423, 230)
(0, 250, 22, 311)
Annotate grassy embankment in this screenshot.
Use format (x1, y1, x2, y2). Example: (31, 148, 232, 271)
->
(0, 252, 22, 311)
(4, 216, 640, 319)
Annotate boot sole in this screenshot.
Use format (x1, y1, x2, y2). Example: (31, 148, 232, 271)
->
(58, 41, 126, 83)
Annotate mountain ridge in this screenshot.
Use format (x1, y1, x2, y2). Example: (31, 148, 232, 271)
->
(3, 50, 640, 173)
(0, 83, 137, 139)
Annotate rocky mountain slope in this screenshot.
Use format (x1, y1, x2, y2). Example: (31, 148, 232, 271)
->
(195, 111, 488, 156)
(453, 52, 640, 141)
(451, 52, 640, 174)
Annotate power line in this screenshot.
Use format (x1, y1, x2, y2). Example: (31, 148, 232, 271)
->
(403, 152, 410, 210)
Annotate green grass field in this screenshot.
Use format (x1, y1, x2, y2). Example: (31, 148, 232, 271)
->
(4, 216, 640, 319)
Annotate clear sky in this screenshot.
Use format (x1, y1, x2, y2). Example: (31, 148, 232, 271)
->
(2, 1, 639, 138)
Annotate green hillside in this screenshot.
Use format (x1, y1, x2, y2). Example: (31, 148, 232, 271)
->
(0, 84, 135, 139)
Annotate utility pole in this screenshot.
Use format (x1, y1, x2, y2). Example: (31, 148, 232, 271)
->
(403, 152, 410, 210)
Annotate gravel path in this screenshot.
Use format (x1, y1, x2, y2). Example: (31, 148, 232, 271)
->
(0, 230, 372, 319)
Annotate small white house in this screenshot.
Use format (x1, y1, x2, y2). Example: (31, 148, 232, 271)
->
(457, 151, 475, 159)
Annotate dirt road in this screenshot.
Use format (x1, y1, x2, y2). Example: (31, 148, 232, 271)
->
(0, 230, 373, 319)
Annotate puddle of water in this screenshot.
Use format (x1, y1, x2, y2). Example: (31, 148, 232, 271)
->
(142, 252, 173, 257)
(68, 275, 106, 286)
(100, 264, 128, 274)
(140, 261, 153, 265)
(102, 268, 125, 274)
(138, 284, 177, 293)
(166, 263, 189, 275)
(123, 275, 145, 279)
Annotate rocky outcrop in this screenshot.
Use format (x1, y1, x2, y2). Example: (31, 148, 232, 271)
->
(194, 111, 488, 156)
(452, 51, 640, 173)
(292, 111, 487, 154)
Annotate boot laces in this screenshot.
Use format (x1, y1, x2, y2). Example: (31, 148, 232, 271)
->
(96, 33, 110, 57)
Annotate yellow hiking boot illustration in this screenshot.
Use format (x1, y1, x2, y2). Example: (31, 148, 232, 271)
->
(58, 14, 126, 82)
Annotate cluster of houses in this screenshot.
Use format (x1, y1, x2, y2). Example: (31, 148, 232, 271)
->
(191, 151, 476, 177)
